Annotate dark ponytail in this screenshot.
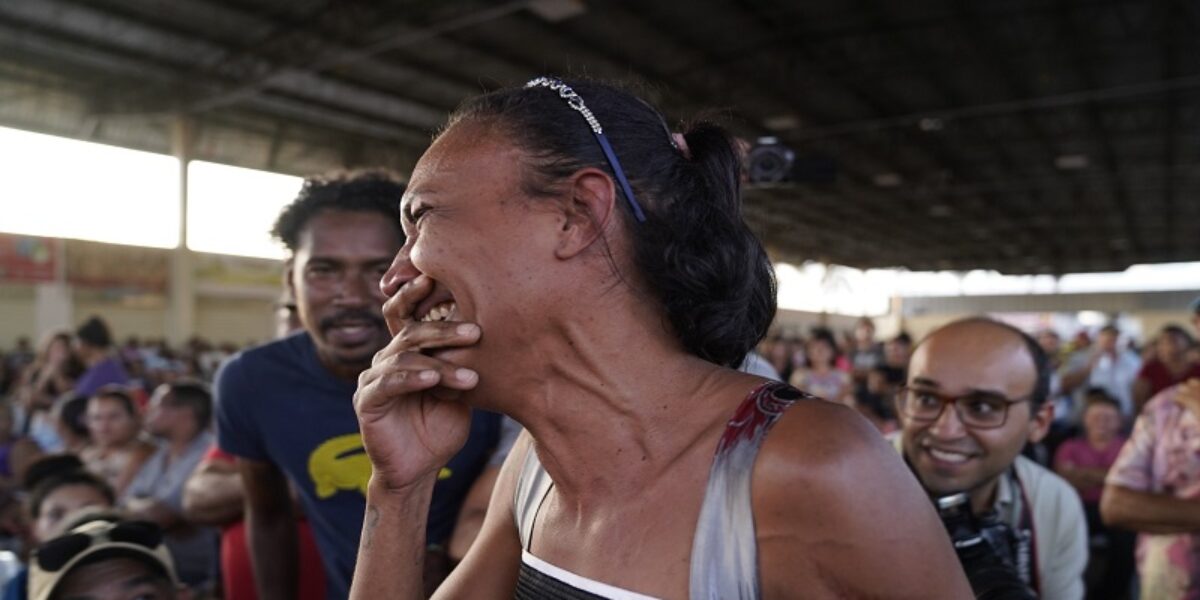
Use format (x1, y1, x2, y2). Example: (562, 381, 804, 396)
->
(448, 79, 776, 368)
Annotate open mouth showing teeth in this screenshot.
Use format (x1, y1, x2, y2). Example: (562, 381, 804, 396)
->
(928, 448, 972, 464)
(419, 302, 458, 323)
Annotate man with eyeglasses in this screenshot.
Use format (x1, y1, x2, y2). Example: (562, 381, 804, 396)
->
(893, 317, 1087, 600)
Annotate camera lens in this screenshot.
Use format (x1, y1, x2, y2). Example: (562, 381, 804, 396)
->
(747, 144, 794, 184)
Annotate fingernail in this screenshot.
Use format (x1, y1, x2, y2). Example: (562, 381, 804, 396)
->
(456, 368, 477, 382)
(457, 323, 479, 336)
(418, 370, 438, 381)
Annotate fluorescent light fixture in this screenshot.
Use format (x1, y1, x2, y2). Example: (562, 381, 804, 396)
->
(872, 173, 903, 188)
(918, 117, 944, 131)
(763, 114, 800, 131)
(1055, 154, 1089, 170)
(928, 204, 953, 218)
(528, 0, 586, 22)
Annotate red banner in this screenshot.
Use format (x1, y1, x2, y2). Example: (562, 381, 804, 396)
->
(0, 233, 57, 283)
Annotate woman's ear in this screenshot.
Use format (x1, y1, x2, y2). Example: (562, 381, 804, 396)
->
(555, 168, 617, 260)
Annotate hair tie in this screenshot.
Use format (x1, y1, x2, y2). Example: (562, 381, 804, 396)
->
(671, 133, 692, 160)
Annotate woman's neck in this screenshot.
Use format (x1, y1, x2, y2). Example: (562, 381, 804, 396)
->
(485, 300, 756, 504)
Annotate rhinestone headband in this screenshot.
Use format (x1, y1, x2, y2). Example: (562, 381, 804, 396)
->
(525, 77, 647, 222)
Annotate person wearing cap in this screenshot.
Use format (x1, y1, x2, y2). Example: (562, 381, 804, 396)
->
(29, 518, 188, 600)
(71, 317, 129, 399)
(1, 458, 115, 600)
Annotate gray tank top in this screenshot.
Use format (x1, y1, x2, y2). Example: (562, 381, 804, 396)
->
(514, 382, 809, 599)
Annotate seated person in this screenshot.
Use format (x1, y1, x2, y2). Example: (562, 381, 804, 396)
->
(788, 331, 853, 405)
(0, 402, 41, 492)
(1053, 389, 1134, 598)
(122, 382, 217, 588)
(28, 517, 187, 600)
(80, 387, 154, 497)
(1054, 389, 1127, 515)
(3, 457, 115, 600)
(48, 394, 89, 456)
(30, 469, 116, 546)
(854, 365, 901, 433)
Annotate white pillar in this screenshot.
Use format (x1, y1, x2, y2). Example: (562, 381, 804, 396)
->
(33, 237, 71, 336)
(166, 116, 195, 346)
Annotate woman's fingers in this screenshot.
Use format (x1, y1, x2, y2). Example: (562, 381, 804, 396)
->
(372, 320, 480, 367)
(382, 274, 433, 336)
(355, 353, 478, 413)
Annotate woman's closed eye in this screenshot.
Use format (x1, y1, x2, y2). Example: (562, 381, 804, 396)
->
(404, 204, 431, 225)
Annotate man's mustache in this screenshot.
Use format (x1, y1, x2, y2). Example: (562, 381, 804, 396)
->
(319, 309, 386, 332)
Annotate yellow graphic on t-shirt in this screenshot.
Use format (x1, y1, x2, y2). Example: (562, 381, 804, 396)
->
(308, 434, 372, 499)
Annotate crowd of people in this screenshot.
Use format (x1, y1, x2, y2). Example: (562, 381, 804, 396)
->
(756, 314, 1200, 599)
(0, 77, 1197, 599)
(0, 320, 238, 596)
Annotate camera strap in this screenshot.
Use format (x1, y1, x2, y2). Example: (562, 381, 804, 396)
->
(1011, 469, 1040, 596)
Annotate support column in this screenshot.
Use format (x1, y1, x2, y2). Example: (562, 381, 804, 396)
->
(166, 116, 196, 346)
(34, 238, 72, 335)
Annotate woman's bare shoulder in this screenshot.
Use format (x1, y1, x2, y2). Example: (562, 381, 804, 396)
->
(750, 399, 970, 599)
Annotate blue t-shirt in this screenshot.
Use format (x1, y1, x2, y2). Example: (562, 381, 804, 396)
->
(215, 332, 499, 600)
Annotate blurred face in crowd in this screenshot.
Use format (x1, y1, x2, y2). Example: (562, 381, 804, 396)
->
(1156, 329, 1189, 362)
(86, 395, 139, 448)
(884, 338, 911, 367)
(866, 368, 891, 395)
(289, 210, 402, 377)
(33, 484, 111, 542)
(143, 387, 187, 439)
(1187, 346, 1200, 366)
(900, 321, 1051, 509)
(1036, 331, 1060, 357)
(855, 319, 875, 345)
(53, 557, 177, 600)
(807, 338, 835, 368)
(1097, 328, 1119, 353)
(45, 336, 71, 365)
(1082, 400, 1121, 444)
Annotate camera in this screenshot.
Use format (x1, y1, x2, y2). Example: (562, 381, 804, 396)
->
(936, 493, 1036, 600)
(744, 138, 837, 186)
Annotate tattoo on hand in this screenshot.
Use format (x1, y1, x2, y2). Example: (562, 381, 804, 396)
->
(364, 505, 381, 549)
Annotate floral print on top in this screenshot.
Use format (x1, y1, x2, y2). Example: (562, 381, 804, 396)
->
(1106, 385, 1200, 600)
